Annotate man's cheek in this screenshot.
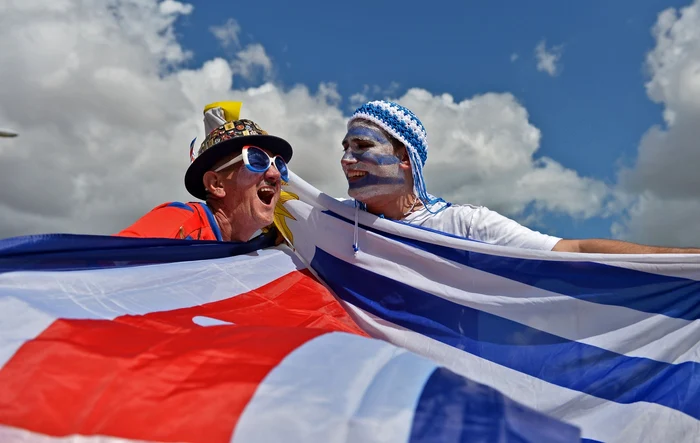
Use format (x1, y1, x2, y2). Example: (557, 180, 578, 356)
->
(356, 151, 400, 166)
(236, 170, 255, 185)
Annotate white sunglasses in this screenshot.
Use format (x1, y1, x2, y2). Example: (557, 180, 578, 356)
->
(214, 146, 289, 182)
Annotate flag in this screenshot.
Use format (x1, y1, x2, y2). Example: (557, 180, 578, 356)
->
(0, 233, 579, 442)
(273, 172, 700, 443)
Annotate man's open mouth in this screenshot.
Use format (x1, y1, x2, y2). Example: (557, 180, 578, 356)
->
(257, 186, 276, 205)
(346, 170, 368, 182)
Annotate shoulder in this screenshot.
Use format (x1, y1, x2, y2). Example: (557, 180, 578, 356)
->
(402, 203, 483, 238)
(468, 206, 561, 250)
(116, 202, 204, 239)
(406, 204, 560, 250)
(141, 202, 202, 220)
(408, 203, 484, 225)
(468, 205, 514, 226)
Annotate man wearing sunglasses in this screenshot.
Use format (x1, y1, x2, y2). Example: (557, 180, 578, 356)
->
(342, 100, 700, 254)
(117, 102, 291, 244)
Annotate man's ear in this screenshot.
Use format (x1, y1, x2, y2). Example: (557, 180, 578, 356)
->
(203, 170, 225, 198)
(398, 147, 412, 170)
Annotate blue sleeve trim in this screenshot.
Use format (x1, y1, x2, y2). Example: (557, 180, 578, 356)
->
(165, 202, 195, 212)
(197, 203, 224, 241)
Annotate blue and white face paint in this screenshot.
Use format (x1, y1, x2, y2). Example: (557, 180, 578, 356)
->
(341, 122, 408, 202)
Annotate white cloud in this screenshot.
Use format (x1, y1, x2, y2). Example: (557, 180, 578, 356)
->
(535, 40, 563, 76)
(160, 0, 193, 15)
(209, 18, 271, 82)
(230, 43, 273, 81)
(612, 194, 700, 246)
(0, 0, 608, 239)
(510, 53, 519, 62)
(397, 90, 609, 219)
(348, 82, 401, 108)
(615, 0, 700, 246)
(349, 93, 368, 107)
(210, 18, 241, 49)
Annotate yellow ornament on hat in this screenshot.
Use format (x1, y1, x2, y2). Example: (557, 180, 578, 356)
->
(203, 101, 242, 122)
(193, 101, 244, 162)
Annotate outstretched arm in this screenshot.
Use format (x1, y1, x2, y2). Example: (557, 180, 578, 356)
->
(552, 239, 700, 254)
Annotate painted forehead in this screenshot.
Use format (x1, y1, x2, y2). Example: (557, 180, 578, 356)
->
(343, 122, 391, 145)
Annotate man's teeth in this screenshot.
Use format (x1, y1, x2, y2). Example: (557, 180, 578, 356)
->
(258, 186, 276, 205)
(347, 171, 367, 178)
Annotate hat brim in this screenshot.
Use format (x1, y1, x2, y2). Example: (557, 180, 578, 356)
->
(184, 135, 293, 200)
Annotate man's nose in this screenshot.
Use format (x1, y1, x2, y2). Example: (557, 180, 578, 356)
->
(265, 164, 281, 181)
(341, 150, 357, 166)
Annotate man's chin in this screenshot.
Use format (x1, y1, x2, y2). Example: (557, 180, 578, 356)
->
(347, 186, 385, 203)
(347, 188, 362, 200)
(256, 212, 274, 226)
(253, 204, 275, 227)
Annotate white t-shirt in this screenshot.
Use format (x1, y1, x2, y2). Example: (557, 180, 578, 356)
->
(402, 204, 561, 251)
(338, 198, 561, 250)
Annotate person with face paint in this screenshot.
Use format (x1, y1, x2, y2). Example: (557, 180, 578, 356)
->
(117, 101, 292, 245)
(341, 100, 700, 254)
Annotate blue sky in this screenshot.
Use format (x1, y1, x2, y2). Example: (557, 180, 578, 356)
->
(167, 0, 687, 239)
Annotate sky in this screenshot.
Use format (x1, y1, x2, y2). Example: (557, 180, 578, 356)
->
(1, 0, 700, 246)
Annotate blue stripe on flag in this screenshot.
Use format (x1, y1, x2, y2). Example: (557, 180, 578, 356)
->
(0, 232, 277, 273)
(310, 248, 700, 420)
(410, 367, 581, 443)
(323, 211, 700, 321)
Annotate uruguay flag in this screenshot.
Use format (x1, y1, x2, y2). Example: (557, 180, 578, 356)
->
(275, 172, 700, 443)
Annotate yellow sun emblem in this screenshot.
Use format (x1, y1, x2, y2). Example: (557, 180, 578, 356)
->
(272, 189, 299, 245)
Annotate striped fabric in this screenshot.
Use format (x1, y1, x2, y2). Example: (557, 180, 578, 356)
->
(278, 171, 700, 443)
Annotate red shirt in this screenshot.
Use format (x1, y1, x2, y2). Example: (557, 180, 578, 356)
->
(117, 202, 223, 241)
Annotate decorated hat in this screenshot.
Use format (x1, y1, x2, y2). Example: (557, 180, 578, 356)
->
(184, 101, 293, 200)
(348, 100, 446, 213)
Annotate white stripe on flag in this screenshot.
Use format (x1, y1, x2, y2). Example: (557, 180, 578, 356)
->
(344, 304, 700, 443)
(307, 211, 700, 365)
(0, 297, 55, 368)
(595, 260, 700, 280)
(231, 332, 437, 443)
(0, 425, 148, 443)
(0, 247, 300, 321)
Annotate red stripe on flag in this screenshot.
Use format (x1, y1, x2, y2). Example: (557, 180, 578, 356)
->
(116, 269, 367, 336)
(0, 270, 366, 442)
